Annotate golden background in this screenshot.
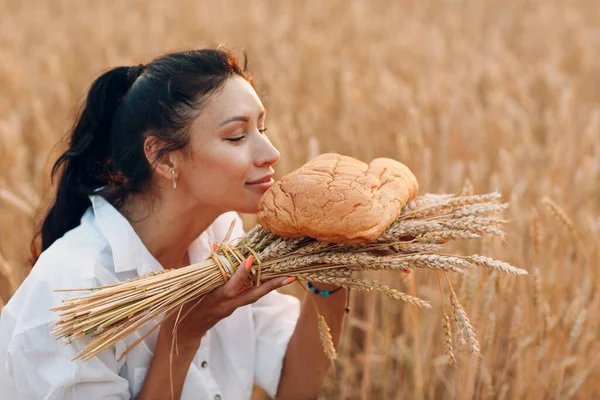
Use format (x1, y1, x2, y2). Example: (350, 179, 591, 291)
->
(1, 0, 599, 398)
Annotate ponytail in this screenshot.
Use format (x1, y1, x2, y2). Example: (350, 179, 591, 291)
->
(33, 65, 144, 259)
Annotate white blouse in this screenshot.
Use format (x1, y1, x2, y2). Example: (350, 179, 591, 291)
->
(0, 195, 301, 399)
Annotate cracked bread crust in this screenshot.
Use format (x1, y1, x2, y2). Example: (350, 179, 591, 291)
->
(257, 153, 419, 243)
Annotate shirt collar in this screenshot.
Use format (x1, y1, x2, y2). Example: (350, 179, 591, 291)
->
(88, 194, 163, 276)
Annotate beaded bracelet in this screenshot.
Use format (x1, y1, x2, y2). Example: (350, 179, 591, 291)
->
(307, 281, 343, 296)
(306, 282, 351, 314)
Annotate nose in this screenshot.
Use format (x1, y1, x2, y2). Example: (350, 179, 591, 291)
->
(254, 132, 280, 168)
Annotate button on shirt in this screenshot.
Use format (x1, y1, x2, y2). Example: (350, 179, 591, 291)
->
(0, 195, 301, 399)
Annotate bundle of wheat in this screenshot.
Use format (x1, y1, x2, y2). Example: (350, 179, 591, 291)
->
(51, 192, 526, 363)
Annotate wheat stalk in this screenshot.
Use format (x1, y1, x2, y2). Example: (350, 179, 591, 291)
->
(436, 270, 456, 365)
(51, 192, 520, 362)
(442, 315, 457, 365)
(317, 314, 336, 361)
(447, 276, 481, 359)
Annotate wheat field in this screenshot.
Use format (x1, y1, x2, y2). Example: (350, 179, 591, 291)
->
(1, 0, 599, 398)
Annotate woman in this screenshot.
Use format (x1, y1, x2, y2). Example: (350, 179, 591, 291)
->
(0, 48, 347, 399)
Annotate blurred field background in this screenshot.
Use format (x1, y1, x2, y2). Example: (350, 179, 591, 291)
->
(1, 0, 600, 398)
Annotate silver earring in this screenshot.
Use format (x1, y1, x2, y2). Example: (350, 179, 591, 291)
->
(171, 169, 177, 190)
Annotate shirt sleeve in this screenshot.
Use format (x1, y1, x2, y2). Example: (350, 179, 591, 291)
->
(0, 240, 132, 400)
(252, 291, 301, 398)
(2, 315, 131, 400)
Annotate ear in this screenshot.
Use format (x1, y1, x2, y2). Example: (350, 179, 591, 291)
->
(143, 136, 181, 182)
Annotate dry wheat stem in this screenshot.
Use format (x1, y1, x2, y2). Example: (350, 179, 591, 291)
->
(450, 293, 481, 358)
(444, 271, 481, 358)
(568, 308, 587, 350)
(50, 193, 517, 362)
(436, 271, 456, 365)
(400, 194, 455, 214)
(416, 230, 482, 242)
(317, 314, 337, 361)
(542, 197, 577, 235)
(298, 273, 431, 308)
(443, 315, 457, 365)
(467, 255, 528, 276)
(398, 193, 502, 220)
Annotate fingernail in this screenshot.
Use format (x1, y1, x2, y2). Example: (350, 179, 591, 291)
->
(212, 242, 219, 251)
(244, 255, 254, 271)
(403, 269, 412, 275)
(281, 277, 296, 286)
(239, 286, 248, 293)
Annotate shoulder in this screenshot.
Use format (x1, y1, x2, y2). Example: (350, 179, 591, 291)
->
(3, 219, 112, 335)
(35, 217, 110, 285)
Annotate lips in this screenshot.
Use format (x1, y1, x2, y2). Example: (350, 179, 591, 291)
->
(247, 174, 274, 185)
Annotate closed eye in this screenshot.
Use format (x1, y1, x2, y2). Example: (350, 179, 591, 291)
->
(226, 128, 266, 142)
(226, 134, 247, 142)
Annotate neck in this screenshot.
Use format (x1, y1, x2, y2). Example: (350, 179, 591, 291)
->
(121, 191, 224, 270)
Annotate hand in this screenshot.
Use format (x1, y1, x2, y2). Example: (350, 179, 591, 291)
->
(162, 256, 295, 344)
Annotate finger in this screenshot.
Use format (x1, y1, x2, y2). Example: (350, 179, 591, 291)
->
(222, 255, 254, 297)
(234, 276, 296, 307)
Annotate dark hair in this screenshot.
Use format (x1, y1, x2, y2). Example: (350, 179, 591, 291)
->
(31, 48, 252, 262)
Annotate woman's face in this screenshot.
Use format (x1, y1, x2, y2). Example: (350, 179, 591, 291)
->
(177, 76, 280, 214)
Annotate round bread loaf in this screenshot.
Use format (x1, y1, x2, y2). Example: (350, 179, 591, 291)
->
(257, 153, 419, 243)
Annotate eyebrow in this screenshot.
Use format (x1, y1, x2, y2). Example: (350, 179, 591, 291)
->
(219, 110, 266, 127)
